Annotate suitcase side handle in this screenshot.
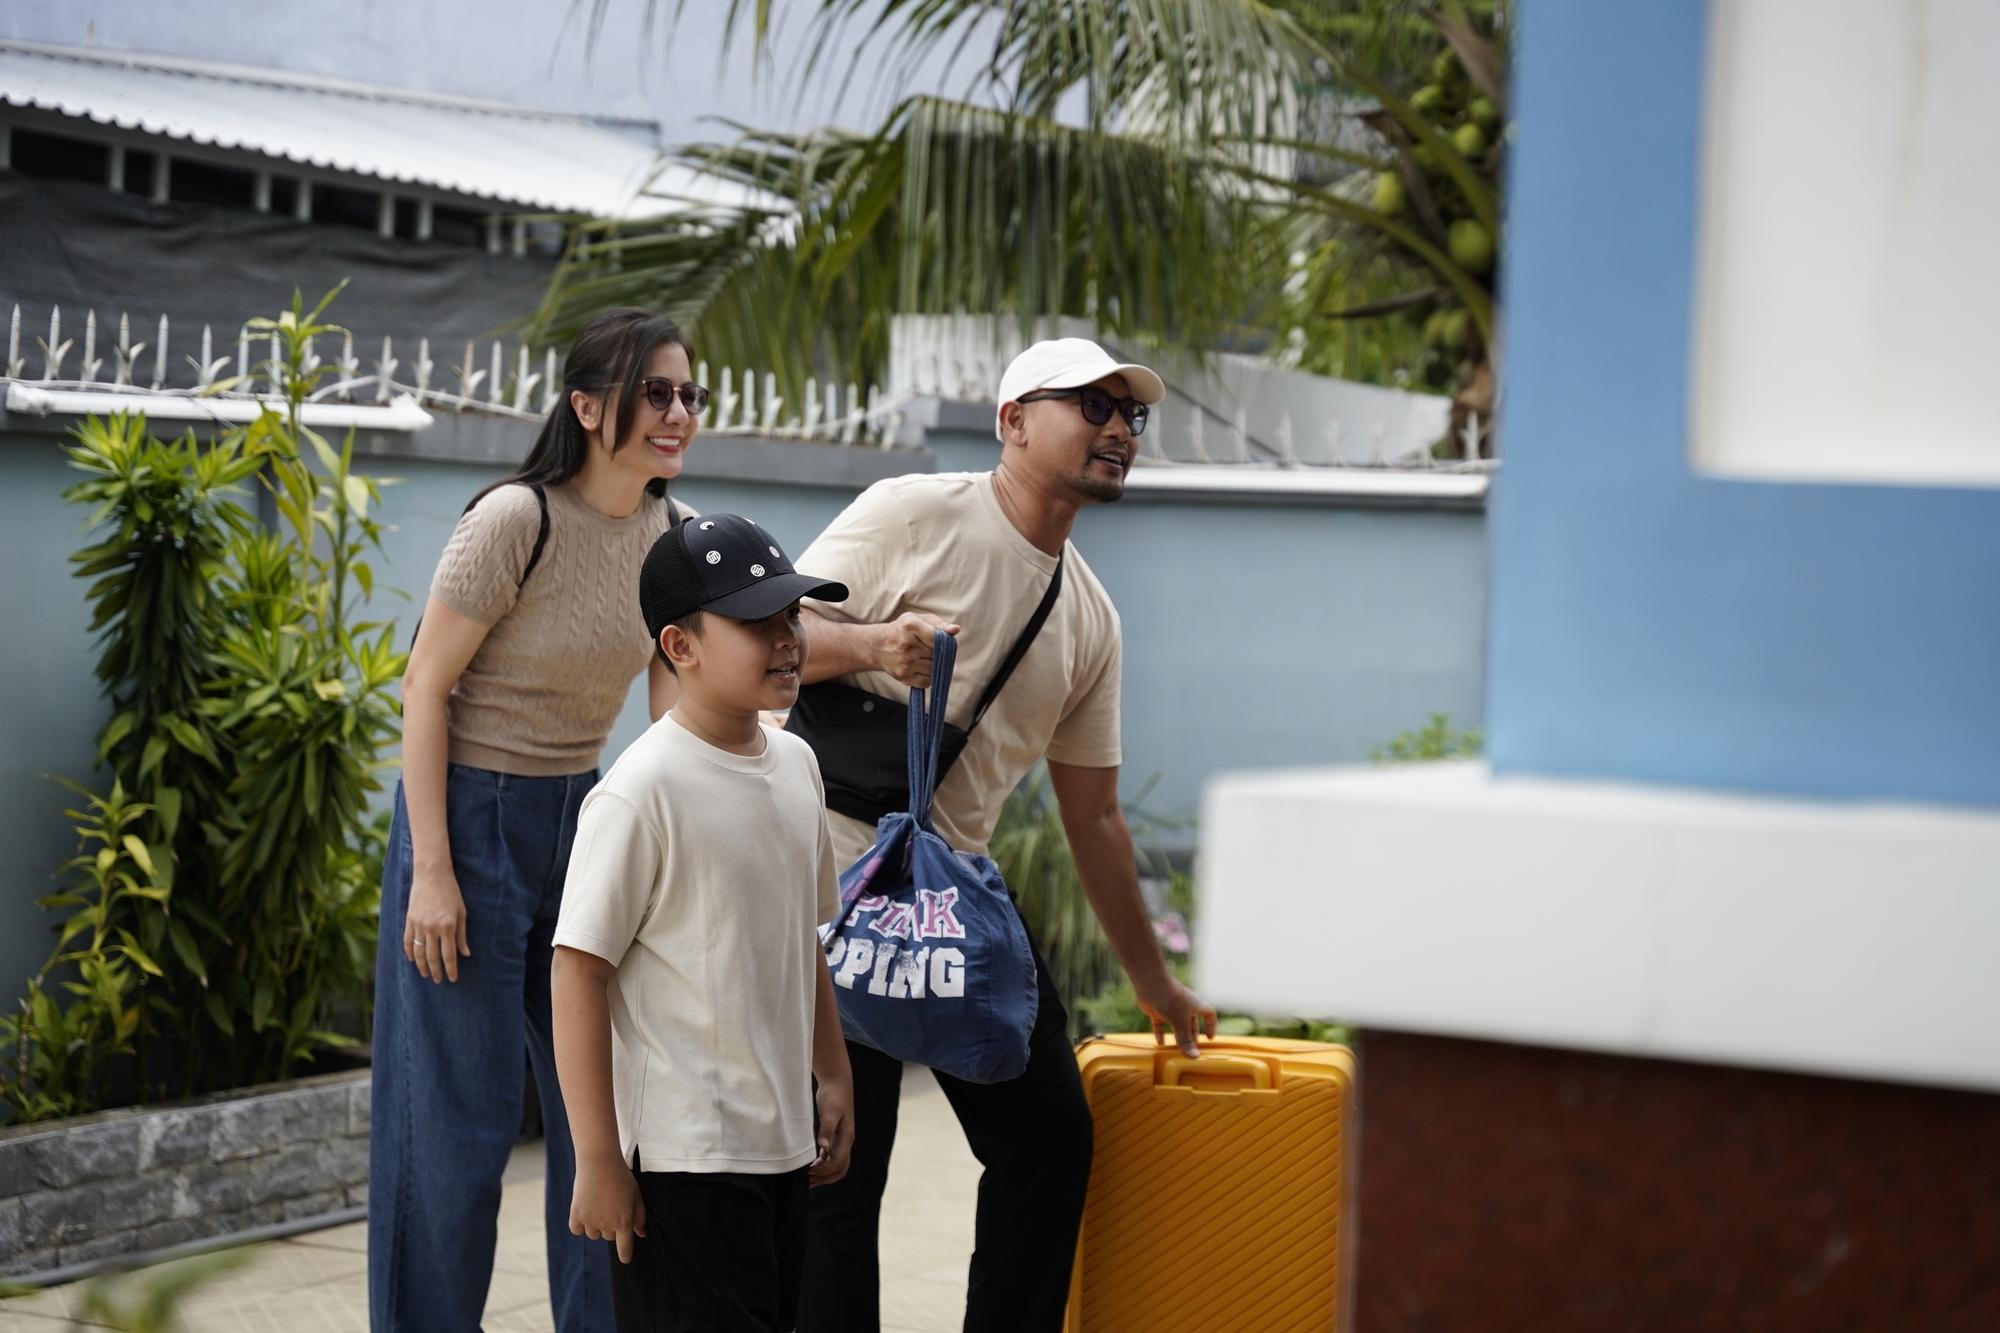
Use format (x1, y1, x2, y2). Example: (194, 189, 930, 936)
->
(1161, 1053, 1276, 1094)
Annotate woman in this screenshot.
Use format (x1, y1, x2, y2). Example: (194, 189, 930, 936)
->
(369, 308, 705, 1332)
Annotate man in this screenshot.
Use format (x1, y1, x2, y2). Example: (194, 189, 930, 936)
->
(790, 338, 1217, 1333)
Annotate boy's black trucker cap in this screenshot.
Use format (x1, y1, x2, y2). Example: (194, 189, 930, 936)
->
(639, 514, 848, 640)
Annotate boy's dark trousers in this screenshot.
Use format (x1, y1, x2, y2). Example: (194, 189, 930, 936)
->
(613, 1163, 810, 1333)
(797, 940, 1094, 1333)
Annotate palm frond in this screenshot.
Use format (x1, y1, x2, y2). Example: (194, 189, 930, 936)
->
(553, 0, 1510, 417)
(529, 93, 1295, 396)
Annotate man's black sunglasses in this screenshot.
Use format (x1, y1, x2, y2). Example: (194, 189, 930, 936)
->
(638, 378, 710, 416)
(1017, 386, 1150, 436)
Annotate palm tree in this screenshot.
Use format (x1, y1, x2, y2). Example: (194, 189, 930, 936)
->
(532, 0, 1507, 455)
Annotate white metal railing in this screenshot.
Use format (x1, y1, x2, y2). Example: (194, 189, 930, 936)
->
(2, 304, 911, 447)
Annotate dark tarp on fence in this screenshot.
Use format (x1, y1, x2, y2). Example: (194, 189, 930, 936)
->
(1, 174, 559, 374)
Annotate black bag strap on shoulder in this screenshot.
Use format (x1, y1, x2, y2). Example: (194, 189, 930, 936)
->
(513, 481, 679, 588)
(410, 483, 549, 644)
(516, 482, 552, 585)
(964, 553, 1063, 733)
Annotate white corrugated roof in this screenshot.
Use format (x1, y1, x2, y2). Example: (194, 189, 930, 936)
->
(0, 40, 750, 218)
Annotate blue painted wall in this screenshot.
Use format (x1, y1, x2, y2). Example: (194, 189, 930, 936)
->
(1074, 488, 1486, 826)
(1488, 0, 2000, 807)
(0, 440, 113, 1006)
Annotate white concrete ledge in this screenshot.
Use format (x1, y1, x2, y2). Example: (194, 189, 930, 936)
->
(1196, 760, 2000, 1093)
(4, 381, 432, 432)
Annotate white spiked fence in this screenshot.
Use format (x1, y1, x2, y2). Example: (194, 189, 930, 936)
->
(2, 304, 912, 448)
(4, 304, 1494, 472)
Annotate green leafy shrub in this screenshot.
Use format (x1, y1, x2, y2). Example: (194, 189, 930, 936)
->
(4, 781, 163, 1122)
(993, 766, 1351, 1046)
(1370, 711, 1483, 763)
(2, 287, 402, 1123)
(989, 766, 1191, 1037)
(1071, 954, 1351, 1047)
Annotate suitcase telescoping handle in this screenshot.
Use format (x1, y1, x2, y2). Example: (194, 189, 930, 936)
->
(1159, 1053, 1281, 1097)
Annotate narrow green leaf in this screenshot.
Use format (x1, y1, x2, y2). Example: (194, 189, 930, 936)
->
(167, 917, 208, 985)
(97, 711, 138, 761)
(121, 835, 156, 878)
(116, 930, 165, 978)
(307, 1030, 360, 1048)
(308, 432, 343, 477)
(155, 785, 183, 841)
(139, 730, 173, 793)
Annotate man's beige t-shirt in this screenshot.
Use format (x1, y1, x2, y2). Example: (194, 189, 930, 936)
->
(552, 715, 839, 1174)
(799, 471, 1123, 868)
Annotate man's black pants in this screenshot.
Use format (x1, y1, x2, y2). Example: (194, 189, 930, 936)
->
(798, 940, 1094, 1333)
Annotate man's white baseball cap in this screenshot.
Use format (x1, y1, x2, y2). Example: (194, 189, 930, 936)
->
(994, 338, 1166, 440)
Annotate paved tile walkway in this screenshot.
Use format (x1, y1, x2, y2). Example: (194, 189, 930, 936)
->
(1, 1068, 980, 1332)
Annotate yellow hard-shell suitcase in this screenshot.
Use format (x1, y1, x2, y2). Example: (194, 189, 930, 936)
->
(1065, 1035, 1357, 1333)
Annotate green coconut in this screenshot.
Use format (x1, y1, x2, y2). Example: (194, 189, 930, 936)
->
(1372, 171, 1406, 215)
(1448, 219, 1495, 273)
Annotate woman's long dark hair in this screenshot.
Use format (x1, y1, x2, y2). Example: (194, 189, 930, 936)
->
(469, 308, 694, 510)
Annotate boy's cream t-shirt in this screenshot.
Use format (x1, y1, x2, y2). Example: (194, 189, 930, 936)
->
(553, 715, 839, 1174)
(798, 471, 1124, 868)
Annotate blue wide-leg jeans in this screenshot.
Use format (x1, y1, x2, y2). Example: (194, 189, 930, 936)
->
(369, 764, 611, 1332)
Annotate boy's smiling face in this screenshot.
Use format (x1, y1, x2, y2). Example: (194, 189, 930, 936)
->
(669, 601, 808, 714)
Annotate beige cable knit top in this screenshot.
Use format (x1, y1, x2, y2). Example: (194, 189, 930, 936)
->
(429, 482, 694, 776)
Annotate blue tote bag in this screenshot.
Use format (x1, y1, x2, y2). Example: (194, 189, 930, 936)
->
(821, 631, 1039, 1084)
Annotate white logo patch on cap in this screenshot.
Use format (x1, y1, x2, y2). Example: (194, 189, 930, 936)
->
(705, 550, 722, 565)
(699, 520, 716, 530)
(769, 546, 781, 558)
(750, 564, 766, 577)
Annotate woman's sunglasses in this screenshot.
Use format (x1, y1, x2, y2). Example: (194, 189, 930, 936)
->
(637, 378, 710, 416)
(1017, 386, 1150, 436)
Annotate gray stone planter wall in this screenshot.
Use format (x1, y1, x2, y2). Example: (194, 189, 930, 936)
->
(0, 1069, 370, 1280)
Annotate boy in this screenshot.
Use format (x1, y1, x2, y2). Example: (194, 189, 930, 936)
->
(552, 514, 857, 1332)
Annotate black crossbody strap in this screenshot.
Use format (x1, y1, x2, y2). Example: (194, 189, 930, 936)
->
(965, 554, 1064, 732)
(411, 482, 550, 643)
(517, 483, 552, 585)
(513, 482, 667, 587)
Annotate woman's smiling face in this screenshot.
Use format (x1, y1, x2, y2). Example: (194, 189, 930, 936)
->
(600, 341, 699, 485)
